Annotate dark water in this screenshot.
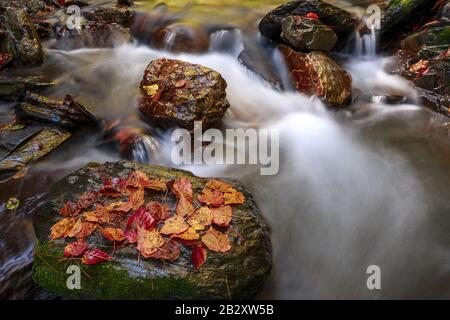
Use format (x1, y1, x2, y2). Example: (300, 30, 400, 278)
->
(1, 0, 450, 299)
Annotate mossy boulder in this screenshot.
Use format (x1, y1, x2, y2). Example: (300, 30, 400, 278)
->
(139, 58, 230, 133)
(32, 161, 272, 299)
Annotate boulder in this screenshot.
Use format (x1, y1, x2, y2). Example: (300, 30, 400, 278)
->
(238, 48, 283, 89)
(280, 15, 337, 53)
(151, 23, 210, 53)
(0, 75, 53, 101)
(278, 44, 352, 107)
(0, 7, 44, 66)
(139, 58, 230, 132)
(83, 7, 134, 28)
(32, 161, 272, 299)
(259, 0, 357, 43)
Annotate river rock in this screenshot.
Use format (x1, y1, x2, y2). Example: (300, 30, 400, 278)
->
(259, 0, 357, 43)
(32, 161, 272, 299)
(280, 15, 337, 53)
(139, 58, 230, 132)
(0, 75, 53, 101)
(278, 44, 352, 107)
(0, 7, 44, 66)
(84, 7, 133, 28)
(151, 23, 210, 53)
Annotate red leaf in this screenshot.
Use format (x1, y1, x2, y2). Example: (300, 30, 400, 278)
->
(60, 201, 78, 216)
(171, 178, 193, 201)
(144, 201, 170, 221)
(99, 177, 127, 197)
(77, 191, 99, 209)
(148, 240, 180, 262)
(126, 207, 157, 234)
(64, 240, 88, 257)
(192, 244, 207, 269)
(81, 248, 112, 265)
(306, 12, 319, 19)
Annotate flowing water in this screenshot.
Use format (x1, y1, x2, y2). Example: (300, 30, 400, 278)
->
(1, 0, 450, 299)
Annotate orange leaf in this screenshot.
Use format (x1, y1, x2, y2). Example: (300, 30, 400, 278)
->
(187, 207, 213, 231)
(197, 189, 224, 207)
(171, 178, 193, 201)
(148, 240, 180, 262)
(77, 191, 99, 209)
(59, 201, 78, 216)
(176, 195, 194, 217)
(201, 227, 231, 253)
(127, 170, 167, 191)
(128, 188, 145, 210)
(50, 218, 75, 239)
(76, 221, 97, 239)
(211, 205, 232, 227)
(144, 201, 170, 221)
(223, 190, 245, 205)
(160, 215, 189, 235)
(171, 227, 199, 241)
(205, 179, 234, 193)
(106, 201, 133, 213)
(66, 218, 83, 238)
(100, 227, 126, 241)
(136, 227, 165, 257)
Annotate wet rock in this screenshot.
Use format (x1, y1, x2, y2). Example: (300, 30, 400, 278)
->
(15, 93, 98, 129)
(86, 23, 131, 48)
(280, 16, 337, 53)
(151, 23, 210, 53)
(84, 7, 133, 28)
(0, 127, 70, 176)
(117, 0, 134, 7)
(0, 75, 54, 101)
(32, 161, 272, 299)
(381, 0, 437, 35)
(278, 44, 352, 107)
(259, 0, 357, 43)
(0, 7, 44, 66)
(139, 58, 230, 132)
(0, 123, 45, 160)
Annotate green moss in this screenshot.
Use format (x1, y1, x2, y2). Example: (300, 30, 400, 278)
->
(33, 242, 197, 300)
(437, 28, 450, 42)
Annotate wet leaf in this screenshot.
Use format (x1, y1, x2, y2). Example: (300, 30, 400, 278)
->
(211, 205, 232, 227)
(64, 240, 88, 257)
(100, 227, 126, 242)
(125, 229, 137, 243)
(192, 244, 207, 269)
(128, 188, 145, 210)
(106, 201, 133, 213)
(187, 207, 213, 231)
(60, 201, 78, 216)
(176, 195, 194, 217)
(197, 189, 224, 207)
(171, 178, 193, 201)
(144, 201, 170, 221)
(223, 190, 245, 205)
(82, 248, 112, 265)
(67, 218, 83, 238)
(126, 207, 157, 231)
(99, 177, 127, 197)
(77, 191, 99, 210)
(143, 84, 159, 96)
(127, 171, 167, 191)
(160, 215, 189, 235)
(136, 227, 165, 257)
(148, 240, 180, 262)
(76, 222, 97, 239)
(50, 218, 74, 239)
(201, 227, 231, 253)
(171, 227, 199, 241)
(205, 179, 234, 193)
(306, 12, 319, 19)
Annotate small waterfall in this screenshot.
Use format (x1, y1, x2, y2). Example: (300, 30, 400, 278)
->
(354, 24, 378, 60)
(209, 28, 244, 57)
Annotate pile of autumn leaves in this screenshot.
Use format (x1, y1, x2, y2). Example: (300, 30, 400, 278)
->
(50, 171, 245, 269)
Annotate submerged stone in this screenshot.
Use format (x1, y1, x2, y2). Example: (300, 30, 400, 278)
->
(139, 58, 230, 132)
(32, 161, 272, 299)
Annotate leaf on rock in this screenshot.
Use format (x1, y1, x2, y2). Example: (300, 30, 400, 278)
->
(100, 227, 126, 242)
(76, 221, 97, 239)
(145, 201, 170, 221)
(136, 227, 165, 257)
(77, 191, 99, 210)
(187, 207, 213, 231)
(205, 179, 234, 193)
(171, 227, 199, 241)
(99, 177, 127, 197)
(148, 240, 180, 262)
(124, 229, 137, 243)
(50, 218, 75, 239)
(176, 195, 194, 217)
(171, 178, 193, 201)
(192, 244, 207, 269)
(106, 201, 133, 213)
(160, 215, 189, 235)
(64, 240, 88, 257)
(60, 201, 78, 216)
(127, 171, 167, 191)
(128, 188, 145, 210)
(66, 218, 83, 238)
(126, 207, 157, 231)
(201, 227, 231, 253)
(197, 189, 224, 207)
(223, 190, 245, 205)
(82, 248, 112, 265)
(211, 205, 232, 227)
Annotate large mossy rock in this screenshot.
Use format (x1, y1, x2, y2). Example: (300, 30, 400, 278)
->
(32, 161, 272, 299)
(139, 58, 230, 132)
(259, 0, 357, 43)
(278, 44, 352, 107)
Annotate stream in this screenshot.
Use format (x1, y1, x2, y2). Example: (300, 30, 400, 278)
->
(1, 0, 450, 299)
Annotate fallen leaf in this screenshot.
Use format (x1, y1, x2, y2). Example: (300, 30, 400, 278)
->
(82, 248, 112, 265)
(145, 201, 170, 221)
(306, 12, 319, 19)
(223, 190, 245, 205)
(60, 201, 78, 216)
(201, 227, 231, 253)
(50, 218, 74, 239)
(187, 207, 213, 231)
(100, 227, 126, 242)
(176, 195, 194, 217)
(66, 218, 83, 238)
(76, 222, 97, 239)
(126, 207, 157, 231)
(197, 189, 224, 207)
(64, 240, 88, 257)
(106, 201, 133, 213)
(171, 227, 199, 241)
(125, 229, 137, 243)
(77, 191, 99, 210)
(128, 188, 145, 210)
(192, 244, 207, 269)
(136, 227, 165, 257)
(205, 179, 234, 193)
(171, 178, 193, 201)
(160, 215, 189, 235)
(211, 205, 232, 227)
(99, 177, 127, 197)
(148, 240, 180, 262)
(143, 84, 159, 96)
